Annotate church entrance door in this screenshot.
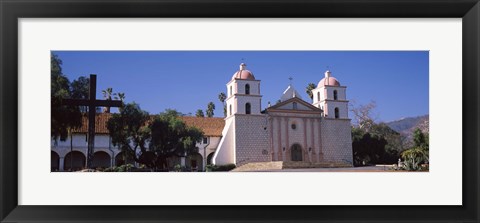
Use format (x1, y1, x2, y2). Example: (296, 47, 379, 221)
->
(291, 144, 303, 161)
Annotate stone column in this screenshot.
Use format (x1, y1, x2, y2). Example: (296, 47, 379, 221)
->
(311, 118, 316, 163)
(284, 117, 289, 161)
(269, 116, 275, 161)
(302, 118, 308, 162)
(318, 119, 323, 162)
(59, 157, 65, 171)
(277, 117, 282, 161)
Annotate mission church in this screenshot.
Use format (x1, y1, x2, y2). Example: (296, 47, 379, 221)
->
(51, 63, 353, 171)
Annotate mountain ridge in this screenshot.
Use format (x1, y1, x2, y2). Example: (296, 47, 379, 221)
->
(385, 114, 429, 140)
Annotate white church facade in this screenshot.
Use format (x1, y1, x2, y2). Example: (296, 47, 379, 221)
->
(212, 63, 353, 166)
(51, 63, 353, 171)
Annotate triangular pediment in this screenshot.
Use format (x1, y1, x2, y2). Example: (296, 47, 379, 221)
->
(267, 97, 322, 113)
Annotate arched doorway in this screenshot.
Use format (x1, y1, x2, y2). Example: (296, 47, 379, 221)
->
(291, 144, 303, 161)
(115, 152, 135, 166)
(186, 152, 203, 171)
(206, 152, 215, 165)
(64, 151, 86, 171)
(92, 151, 111, 169)
(51, 151, 60, 171)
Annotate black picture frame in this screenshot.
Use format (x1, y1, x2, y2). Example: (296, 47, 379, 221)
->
(1, 0, 479, 222)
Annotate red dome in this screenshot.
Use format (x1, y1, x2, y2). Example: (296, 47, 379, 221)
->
(232, 63, 256, 80)
(318, 77, 340, 87)
(232, 70, 255, 80)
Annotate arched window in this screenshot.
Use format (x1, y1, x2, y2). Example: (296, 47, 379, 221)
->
(230, 86, 233, 96)
(245, 103, 251, 114)
(333, 90, 338, 100)
(229, 104, 232, 116)
(293, 102, 297, 110)
(334, 107, 339, 119)
(317, 92, 320, 101)
(245, 84, 250, 95)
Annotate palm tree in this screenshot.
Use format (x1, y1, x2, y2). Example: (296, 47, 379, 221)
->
(206, 102, 215, 117)
(218, 92, 227, 117)
(102, 88, 113, 113)
(114, 92, 126, 112)
(196, 109, 205, 117)
(305, 83, 316, 100)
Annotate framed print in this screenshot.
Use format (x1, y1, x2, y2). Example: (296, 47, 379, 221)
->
(1, 0, 479, 222)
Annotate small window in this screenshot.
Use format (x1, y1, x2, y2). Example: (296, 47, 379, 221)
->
(335, 107, 339, 119)
(293, 102, 297, 110)
(317, 92, 320, 101)
(203, 137, 208, 144)
(245, 103, 251, 114)
(229, 104, 232, 116)
(245, 84, 250, 95)
(291, 123, 297, 130)
(333, 90, 338, 100)
(230, 86, 233, 96)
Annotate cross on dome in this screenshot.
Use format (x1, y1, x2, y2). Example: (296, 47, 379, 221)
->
(317, 70, 340, 87)
(232, 63, 255, 80)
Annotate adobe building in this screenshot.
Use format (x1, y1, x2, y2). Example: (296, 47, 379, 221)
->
(213, 63, 353, 167)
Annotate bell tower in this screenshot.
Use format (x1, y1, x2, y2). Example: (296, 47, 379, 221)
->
(312, 70, 349, 119)
(225, 63, 262, 117)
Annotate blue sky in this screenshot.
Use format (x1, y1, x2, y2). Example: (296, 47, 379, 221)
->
(53, 51, 429, 122)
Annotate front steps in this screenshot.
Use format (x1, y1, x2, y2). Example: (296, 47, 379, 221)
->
(231, 161, 283, 172)
(283, 161, 352, 169)
(231, 161, 352, 172)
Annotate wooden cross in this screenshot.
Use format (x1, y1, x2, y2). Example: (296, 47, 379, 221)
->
(62, 74, 122, 169)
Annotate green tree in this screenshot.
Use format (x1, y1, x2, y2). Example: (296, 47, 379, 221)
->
(413, 128, 428, 148)
(196, 109, 205, 117)
(352, 122, 405, 166)
(51, 53, 83, 142)
(206, 102, 215, 117)
(370, 123, 404, 163)
(351, 128, 388, 166)
(71, 76, 90, 112)
(107, 105, 204, 171)
(399, 128, 429, 170)
(107, 103, 151, 168)
(149, 110, 204, 170)
(305, 83, 316, 100)
(113, 92, 125, 101)
(218, 92, 227, 117)
(114, 92, 126, 112)
(102, 87, 114, 113)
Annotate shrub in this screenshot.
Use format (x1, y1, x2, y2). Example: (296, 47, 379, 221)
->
(399, 147, 428, 171)
(174, 164, 182, 172)
(206, 163, 236, 172)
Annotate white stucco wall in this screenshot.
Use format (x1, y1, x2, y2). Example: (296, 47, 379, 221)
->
(234, 95, 262, 115)
(196, 136, 221, 169)
(277, 102, 311, 111)
(234, 80, 261, 95)
(324, 101, 349, 119)
(213, 117, 235, 165)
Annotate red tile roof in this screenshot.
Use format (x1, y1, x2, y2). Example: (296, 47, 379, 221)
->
(179, 116, 224, 137)
(72, 113, 224, 137)
(72, 113, 111, 134)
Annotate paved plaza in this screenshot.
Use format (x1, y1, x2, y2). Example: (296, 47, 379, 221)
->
(253, 165, 397, 172)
